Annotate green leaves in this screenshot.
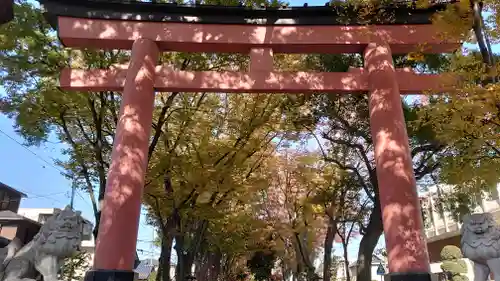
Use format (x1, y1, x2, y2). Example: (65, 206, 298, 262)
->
(417, 52, 500, 212)
(440, 246, 468, 281)
(58, 251, 91, 281)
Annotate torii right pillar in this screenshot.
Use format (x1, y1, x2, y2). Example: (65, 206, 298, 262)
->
(365, 42, 431, 281)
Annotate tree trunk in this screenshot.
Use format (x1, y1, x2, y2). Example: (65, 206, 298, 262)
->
(195, 253, 207, 281)
(175, 238, 190, 281)
(356, 201, 383, 281)
(323, 217, 337, 281)
(294, 232, 315, 275)
(159, 234, 174, 281)
(175, 253, 190, 281)
(338, 224, 352, 281)
(175, 236, 196, 281)
(282, 261, 292, 281)
(342, 239, 351, 281)
(92, 194, 104, 241)
(208, 251, 222, 281)
(220, 254, 233, 281)
(156, 261, 163, 281)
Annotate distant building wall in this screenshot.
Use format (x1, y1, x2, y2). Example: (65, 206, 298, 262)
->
(0, 225, 17, 240)
(0, 221, 40, 246)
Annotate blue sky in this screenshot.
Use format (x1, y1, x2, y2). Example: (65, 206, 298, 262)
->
(1, 0, 498, 264)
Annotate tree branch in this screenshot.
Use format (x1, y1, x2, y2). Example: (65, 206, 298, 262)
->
(148, 92, 178, 160)
(308, 129, 375, 201)
(58, 111, 99, 220)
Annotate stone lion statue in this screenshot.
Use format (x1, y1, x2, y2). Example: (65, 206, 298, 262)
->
(0, 206, 85, 281)
(460, 213, 500, 281)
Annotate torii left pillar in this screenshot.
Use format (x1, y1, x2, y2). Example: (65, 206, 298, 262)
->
(85, 38, 159, 281)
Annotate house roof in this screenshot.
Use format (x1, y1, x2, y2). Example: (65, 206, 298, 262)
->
(0, 210, 41, 226)
(134, 262, 155, 280)
(0, 182, 27, 198)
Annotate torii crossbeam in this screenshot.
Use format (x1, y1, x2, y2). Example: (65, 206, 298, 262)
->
(39, 1, 460, 281)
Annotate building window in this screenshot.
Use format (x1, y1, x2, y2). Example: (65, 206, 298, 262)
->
(82, 232, 92, 241)
(0, 192, 11, 211)
(81, 222, 93, 241)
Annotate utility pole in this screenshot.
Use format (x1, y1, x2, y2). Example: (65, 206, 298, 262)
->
(70, 183, 76, 209)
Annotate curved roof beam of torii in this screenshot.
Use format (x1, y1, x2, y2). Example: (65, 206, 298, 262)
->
(39, 0, 456, 27)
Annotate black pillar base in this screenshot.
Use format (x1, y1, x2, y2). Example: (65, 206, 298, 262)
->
(0, 0, 14, 25)
(84, 270, 137, 281)
(388, 272, 433, 281)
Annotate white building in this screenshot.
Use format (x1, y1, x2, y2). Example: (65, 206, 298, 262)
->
(334, 255, 387, 281)
(18, 208, 95, 265)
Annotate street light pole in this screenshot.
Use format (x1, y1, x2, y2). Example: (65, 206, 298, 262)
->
(70, 183, 76, 209)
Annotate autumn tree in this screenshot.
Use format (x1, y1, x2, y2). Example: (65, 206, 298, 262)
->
(415, 0, 499, 215)
(334, 176, 365, 281)
(6, 3, 497, 281)
(417, 52, 500, 217)
(281, 51, 449, 281)
(422, 0, 499, 194)
(307, 165, 363, 281)
(142, 88, 291, 281)
(257, 150, 345, 281)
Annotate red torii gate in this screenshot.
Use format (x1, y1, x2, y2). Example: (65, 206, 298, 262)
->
(40, 1, 460, 281)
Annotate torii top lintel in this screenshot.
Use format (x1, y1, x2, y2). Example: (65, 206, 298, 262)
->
(41, 0, 460, 54)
